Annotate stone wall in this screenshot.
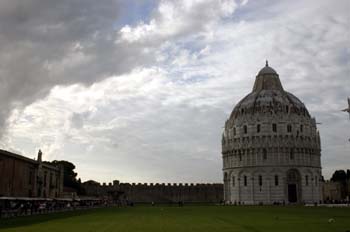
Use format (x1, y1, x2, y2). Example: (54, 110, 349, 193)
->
(323, 180, 350, 202)
(0, 152, 37, 197)
(323, 181, 342, 201)
(225, 167, 322, 204)
(82, 180, 223, 203)
(0, 149, 63, 198)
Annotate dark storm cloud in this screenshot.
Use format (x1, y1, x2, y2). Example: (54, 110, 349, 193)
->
(0, 0, 154, 136)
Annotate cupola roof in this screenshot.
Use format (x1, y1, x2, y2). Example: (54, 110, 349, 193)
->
(257, 60, 278, 75)
(227, 61, 310, 122)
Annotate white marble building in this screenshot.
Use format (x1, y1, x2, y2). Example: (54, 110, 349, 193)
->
(222, 62, 322, 204)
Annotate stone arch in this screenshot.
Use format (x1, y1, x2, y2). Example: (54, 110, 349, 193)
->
(312, 170, 321, 189)
(267, 168, 284, 203)
(252, 168, 268, 176)
(314, 169, 322, 202)
(230, 171, 236, 188)
(262, 148, 267, 160)
(286, 169, 302, 203)
(237, 169, 253, 203)
(223, 172, 230, 202)
(224, 172, 228, 181)
(237, 168, 248, 177)
(238, 169, 252, 188)
(252, 168, 269, 198)
(304, 169, 313, 187)
(269, 168, 283, 185)
(228, 170, 240, 203)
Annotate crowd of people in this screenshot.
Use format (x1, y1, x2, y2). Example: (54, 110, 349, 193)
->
(0, 197, 107, 218)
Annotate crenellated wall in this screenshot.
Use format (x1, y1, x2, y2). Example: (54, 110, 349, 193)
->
(82, 180, 223, 203)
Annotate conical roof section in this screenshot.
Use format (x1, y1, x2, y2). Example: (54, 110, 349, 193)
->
(253, 61, 283, 92)
(258, 60, 277, 75)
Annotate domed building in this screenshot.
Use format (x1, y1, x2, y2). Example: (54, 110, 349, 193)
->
(222, 62, 322, 204)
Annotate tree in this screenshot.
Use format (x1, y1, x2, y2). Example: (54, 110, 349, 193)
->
(330, 170, 347, 183)
(44, 160, 85, 194)
(330, 169, 349, 199)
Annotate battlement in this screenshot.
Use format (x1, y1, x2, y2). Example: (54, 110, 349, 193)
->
(111, 181, 222, 188)
(84, 180, 222, 188)
(82, 179, 224, 203)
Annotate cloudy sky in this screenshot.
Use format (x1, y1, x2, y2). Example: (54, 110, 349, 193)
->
(0, 0, 349, 184)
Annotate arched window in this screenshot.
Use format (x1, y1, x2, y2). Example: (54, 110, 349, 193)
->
(272, 123, 277, 132)
(259, 175, 262, 186)
(286, 105, 289, 113)
(300, 124, 303, 133)
(232, 176, 235, 187)
(263, 149, 267, 160)
(257, 124, 261, 133)
(239, 151, 242, 161)
(28, 170, 33, 185)
(290, 148, 294, 160)
(305, 175, 309, 186)
(287, 124, 292, 133)
(244, 176, 247, 186)
(233, 127, 236, 136)
(244, 125, 247, 134)
(274, 175, 279, 186)
(315, 176, 318, 186)
(44, 171, 47, 187)
(287, 169, 299, 182)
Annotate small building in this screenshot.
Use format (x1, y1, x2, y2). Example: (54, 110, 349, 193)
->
(0, 149, 63, 198)
(323, 180, 350, 202)
(323, 181, 343, 202)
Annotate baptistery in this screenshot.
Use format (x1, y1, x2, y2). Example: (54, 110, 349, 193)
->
(222, 62, 322, 204)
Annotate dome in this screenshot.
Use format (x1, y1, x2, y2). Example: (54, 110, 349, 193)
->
(227, 62, 310, 122)
(228, 90, 310, 123)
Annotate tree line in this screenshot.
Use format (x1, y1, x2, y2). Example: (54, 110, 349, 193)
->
(43, 160, 85, 195)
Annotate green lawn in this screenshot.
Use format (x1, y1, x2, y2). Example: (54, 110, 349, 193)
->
(0, 205, 349, 232)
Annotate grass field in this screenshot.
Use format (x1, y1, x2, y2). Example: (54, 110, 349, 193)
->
(0, 205, 349, 232)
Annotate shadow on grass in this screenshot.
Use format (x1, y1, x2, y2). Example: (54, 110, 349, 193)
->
(0, 208, 108, 229)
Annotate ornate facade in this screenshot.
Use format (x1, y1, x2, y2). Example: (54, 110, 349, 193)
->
(222, 62, 322, 204)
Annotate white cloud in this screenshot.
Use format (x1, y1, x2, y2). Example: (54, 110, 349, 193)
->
(3, 67, 221, 182)
(1, 0, 349, 183)
(118, 0, 239, 43)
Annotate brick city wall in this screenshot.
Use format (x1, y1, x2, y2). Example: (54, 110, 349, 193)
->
(83, 180, 224, 203)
